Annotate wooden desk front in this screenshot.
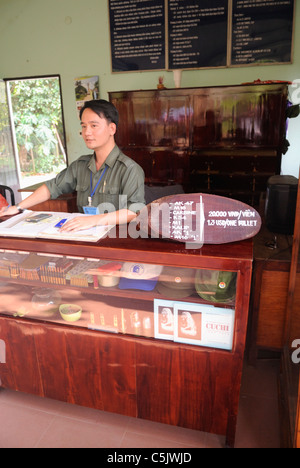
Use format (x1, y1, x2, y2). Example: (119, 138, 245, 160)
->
(0, 233, 253, 448)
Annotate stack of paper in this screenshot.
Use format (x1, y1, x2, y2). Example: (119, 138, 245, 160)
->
(0, 211, 114, 243)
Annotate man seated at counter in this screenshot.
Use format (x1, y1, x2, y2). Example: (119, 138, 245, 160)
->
(0, 99, 145, 232)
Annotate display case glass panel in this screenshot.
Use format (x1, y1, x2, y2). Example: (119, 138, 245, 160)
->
(0, 250, 237, 350)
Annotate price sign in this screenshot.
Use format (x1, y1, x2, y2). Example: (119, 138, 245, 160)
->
(141, 193, 262, 245)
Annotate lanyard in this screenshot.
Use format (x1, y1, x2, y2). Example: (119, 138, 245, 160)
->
(88, 166, 107, 206)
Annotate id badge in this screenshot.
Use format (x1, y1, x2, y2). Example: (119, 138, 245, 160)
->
(83, 205, 99, 215)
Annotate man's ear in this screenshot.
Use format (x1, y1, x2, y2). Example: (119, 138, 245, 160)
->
(110, 122, 117, 136)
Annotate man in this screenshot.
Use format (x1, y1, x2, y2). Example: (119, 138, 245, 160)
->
(0, 100, 145, 232)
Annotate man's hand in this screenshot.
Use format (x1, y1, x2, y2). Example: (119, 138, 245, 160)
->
(59, 216, 97, 232)
(0, 205, 20, 218)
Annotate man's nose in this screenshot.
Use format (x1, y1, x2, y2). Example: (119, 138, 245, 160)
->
(85, 125, 93, 135)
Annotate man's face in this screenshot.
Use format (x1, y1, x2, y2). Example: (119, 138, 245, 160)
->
(80, 108, 116, 152)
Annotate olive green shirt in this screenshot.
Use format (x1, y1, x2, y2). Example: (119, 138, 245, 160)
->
(45, 145, 145, 214)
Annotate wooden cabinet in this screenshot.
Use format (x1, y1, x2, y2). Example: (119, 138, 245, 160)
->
(0, 232, 253, 448)
(109, 83, 288, 206)
(248, 225, 293, 361)
(247, 219, 300, 363)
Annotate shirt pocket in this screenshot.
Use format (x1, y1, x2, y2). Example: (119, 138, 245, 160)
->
(96, 185, 121, 212)
(76, 183, 89, 208)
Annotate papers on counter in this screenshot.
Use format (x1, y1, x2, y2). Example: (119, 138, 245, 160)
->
(0, 211, 114, 243)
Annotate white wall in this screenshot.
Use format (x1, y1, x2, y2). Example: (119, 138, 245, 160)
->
(0, 0, 299, 177)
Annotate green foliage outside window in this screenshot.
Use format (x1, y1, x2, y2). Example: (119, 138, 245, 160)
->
(9, 77, 66, 175)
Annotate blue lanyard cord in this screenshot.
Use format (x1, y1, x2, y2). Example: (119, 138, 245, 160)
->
(90, 166, 108, 199)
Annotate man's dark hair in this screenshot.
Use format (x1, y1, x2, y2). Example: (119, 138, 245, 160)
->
(80, 99, 119, 127)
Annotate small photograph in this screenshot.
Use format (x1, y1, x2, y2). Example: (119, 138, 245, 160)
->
(154, 299, 175, 340)
(174, 302, 235, 350)
(174, 303, 203, 345)
(74, 75, 100, 118)
(75, 75, 99, 101)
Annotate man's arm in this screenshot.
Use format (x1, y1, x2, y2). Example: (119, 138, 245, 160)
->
(60, 208, 137, 232)
(0, 184, 51, 217)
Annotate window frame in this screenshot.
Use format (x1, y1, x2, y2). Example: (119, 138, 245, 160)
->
(3, 74, 68, 188)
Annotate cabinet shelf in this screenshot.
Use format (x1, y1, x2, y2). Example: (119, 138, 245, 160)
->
(0, 272, 236, 310)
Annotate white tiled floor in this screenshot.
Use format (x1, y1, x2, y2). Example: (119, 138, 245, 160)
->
(0, 359, 280, 448)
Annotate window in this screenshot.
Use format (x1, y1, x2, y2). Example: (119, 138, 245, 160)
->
(0, 80, 20, 200)
(0, 75, 67, 197)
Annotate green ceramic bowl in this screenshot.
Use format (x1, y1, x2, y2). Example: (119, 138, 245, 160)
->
(59, 304, 82, 322)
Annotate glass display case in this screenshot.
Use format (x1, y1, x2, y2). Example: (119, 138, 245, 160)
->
(0, 250, 238, 351)
(0, 232, 253, 448)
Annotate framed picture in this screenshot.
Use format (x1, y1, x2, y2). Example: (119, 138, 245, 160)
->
(174, 302, 235, 351)
(74, 75, 100, 117)
(154, 299, 175, 340)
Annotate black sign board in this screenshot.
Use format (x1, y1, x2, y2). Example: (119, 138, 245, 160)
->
(231, 0, 295, 66)
(109, 0, 165, 72)
(168, 0, 228, 69)
(108, 0, 295, 72)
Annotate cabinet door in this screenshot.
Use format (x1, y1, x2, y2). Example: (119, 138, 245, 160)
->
(0, 317, 42, 395)
(136, 341, 180, 427)
(192, 85, 287, 148)
(136, 340, 235, 436)
(113, 92, 191, 148)
(148, 94, 191, 148)
(256, 269, 290, 349)
(34, 324, 137, 416)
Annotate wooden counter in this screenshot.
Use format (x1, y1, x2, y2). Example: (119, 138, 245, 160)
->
(0, 233, 253, 448)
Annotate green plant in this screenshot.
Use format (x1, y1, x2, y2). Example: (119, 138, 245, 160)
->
(9, 77, 66, 174)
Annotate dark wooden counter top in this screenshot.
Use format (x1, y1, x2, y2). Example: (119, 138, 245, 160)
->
(0, 226, 253, 269)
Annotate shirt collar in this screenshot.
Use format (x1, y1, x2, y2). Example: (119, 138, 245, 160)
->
(88, 145, 120, 173)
